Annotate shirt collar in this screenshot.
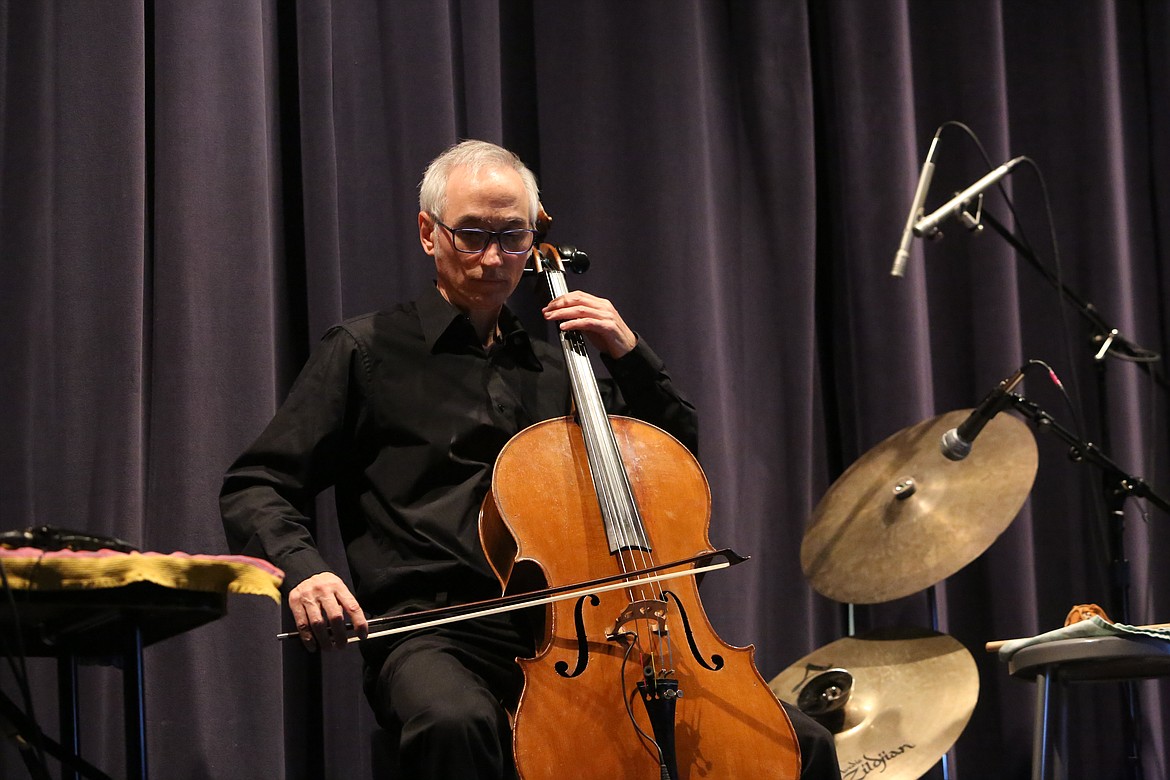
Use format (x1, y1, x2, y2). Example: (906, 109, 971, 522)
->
(416, 282, 544, 370)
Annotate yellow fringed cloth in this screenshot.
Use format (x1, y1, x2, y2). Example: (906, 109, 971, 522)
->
(0, 547, 284, 603)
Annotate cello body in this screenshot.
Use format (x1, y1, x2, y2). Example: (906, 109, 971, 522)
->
(480, 414, 801, 779)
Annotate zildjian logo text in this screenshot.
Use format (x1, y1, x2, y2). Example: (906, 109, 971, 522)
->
(841, 743, 915, 779)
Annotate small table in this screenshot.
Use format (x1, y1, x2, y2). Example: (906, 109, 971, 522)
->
(0, 549, 283, 780)
(1007, 635, 1170, 780)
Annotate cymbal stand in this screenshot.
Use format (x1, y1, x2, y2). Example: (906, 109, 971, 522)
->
(926, 586, 956, 780)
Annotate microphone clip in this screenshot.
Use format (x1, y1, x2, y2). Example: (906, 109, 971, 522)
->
(957, 193, 985, 233)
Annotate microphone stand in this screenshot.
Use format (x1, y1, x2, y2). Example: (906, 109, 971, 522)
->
(979, 211, 1168, 401)
(1006, 392, 1169, 780)
(961, 210, 1167, 780)
(976, 210, 1167, 623)
(1006, 394, 1170, 516)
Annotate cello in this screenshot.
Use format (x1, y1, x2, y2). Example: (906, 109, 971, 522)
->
(479, 240, 802, 779)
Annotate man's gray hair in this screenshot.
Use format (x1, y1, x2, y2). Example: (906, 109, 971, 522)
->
(419, 140, 540, 224)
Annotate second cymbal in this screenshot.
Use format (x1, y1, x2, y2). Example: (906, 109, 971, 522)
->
(802, 410, 1037, 604)
(770, 627, 979, 780)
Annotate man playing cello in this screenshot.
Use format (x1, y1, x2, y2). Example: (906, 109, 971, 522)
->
(221, 139, 839, 779)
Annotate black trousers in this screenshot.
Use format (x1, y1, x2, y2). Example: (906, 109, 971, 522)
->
(363, 615, 841, 779)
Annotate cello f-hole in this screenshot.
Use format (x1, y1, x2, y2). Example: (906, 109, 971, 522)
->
(663, 590, 724, 672)
(554, 593, 599, 679)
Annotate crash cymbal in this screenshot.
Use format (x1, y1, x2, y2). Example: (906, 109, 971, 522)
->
(802, 410, 1037, 604)
(770, 628, 978, 780)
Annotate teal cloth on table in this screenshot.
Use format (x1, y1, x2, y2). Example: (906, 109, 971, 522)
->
(998, 615, 1170, 661)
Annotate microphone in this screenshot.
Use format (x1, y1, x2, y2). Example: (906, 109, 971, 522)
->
(940, 367, 1027, 461)
(891, 133, 940, 277)
(914, 156, 1025, 238)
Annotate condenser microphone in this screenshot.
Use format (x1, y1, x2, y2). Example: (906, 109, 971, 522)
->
(891, 133, 940, 277)
(914, 156, 1025, 238)
(940, 367, 1026, 461)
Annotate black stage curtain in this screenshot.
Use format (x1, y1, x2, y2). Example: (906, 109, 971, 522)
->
(1, 1, 1167, 777)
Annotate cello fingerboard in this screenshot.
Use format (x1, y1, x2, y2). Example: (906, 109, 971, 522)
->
(540, 255, 652, 560)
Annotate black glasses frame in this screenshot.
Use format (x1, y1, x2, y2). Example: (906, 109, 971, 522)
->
(432, 216, 537, 255)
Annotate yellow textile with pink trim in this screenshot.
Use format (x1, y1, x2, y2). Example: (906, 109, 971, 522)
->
(0, 548, 284, 603)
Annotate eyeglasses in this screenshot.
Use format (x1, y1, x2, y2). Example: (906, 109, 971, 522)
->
(432, 217, 537, 255)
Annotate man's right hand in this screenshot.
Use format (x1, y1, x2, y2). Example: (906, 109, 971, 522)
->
(288, 571, 369, 651)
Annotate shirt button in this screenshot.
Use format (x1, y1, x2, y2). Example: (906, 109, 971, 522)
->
(497, 403, 506, 412)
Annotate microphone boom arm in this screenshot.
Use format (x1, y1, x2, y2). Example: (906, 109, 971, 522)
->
(1008, 393, 1169, 515)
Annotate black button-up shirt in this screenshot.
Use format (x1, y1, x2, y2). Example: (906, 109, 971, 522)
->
(220, 283, 698, 617)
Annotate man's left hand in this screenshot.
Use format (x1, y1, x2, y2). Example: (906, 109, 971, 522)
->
(543, 291, 637, 358)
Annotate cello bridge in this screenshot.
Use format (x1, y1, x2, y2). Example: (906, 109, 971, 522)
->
(607, 598, 669, 642)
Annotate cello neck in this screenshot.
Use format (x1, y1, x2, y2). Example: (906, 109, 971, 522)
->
(537, 249, 650, 556)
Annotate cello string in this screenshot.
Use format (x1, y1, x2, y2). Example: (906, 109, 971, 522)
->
(570, 340, 636, 562)
(572, 330, 657, 602)
(577, 298, 673, 669)
(570, 317, 674, 675)
(548, 260, 675, 683)
(543, 256, 640, 560)
(551, 268, 638, 566)
(592, 443, 669, 683)
(554, 292, 647, 610)
(563, 324, 650, 567)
